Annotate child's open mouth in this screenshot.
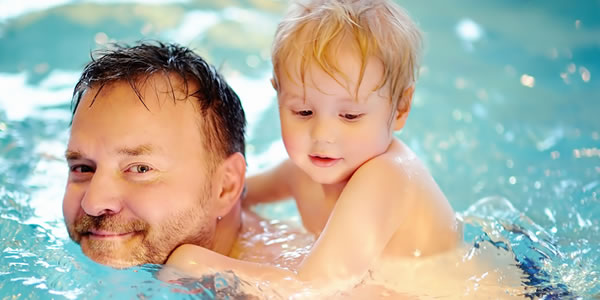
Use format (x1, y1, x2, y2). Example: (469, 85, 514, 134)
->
(309, 155, 341, 167)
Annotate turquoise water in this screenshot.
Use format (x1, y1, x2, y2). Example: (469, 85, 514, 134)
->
(1, 0, 599, 298)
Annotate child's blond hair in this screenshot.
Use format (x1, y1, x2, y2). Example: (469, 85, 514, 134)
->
(272, 0, 422, 112)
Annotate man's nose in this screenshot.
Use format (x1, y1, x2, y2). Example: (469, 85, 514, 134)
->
(81, 170, 123, 216)
(310, 116, 335, 144)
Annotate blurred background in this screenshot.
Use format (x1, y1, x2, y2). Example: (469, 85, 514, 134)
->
(0, 0, 598, 298)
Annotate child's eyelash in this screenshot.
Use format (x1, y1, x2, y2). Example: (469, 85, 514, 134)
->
(294, 110, 313, 117)
(341, 113, 364, 120)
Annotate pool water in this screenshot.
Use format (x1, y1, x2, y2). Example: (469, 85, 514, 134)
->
(1, 0, 599, 298)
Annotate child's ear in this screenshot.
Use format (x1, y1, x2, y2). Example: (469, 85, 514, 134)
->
(393, 85, 415, 131)
(213, 152, 246, 217)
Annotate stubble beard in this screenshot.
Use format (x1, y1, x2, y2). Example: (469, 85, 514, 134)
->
(68, 194, 215, 268)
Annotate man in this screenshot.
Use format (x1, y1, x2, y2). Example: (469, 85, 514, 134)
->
(63, 42, 253, 268)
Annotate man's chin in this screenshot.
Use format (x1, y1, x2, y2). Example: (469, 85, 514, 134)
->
(79, 235, 150, 268)
(81, 246, 137, 268)
(85, 253, 139, 268)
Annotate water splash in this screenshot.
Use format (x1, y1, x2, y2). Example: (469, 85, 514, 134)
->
(460, 196, 597, 298)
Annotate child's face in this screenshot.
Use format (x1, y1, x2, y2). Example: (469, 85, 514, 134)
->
(277, 51, 400, 185)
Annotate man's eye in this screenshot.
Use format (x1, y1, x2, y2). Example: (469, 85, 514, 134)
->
(295, 110, 313, 117)
(70, 165, 94, 173)
(126, 165, 153, 174)
(341, 113, 363, 120)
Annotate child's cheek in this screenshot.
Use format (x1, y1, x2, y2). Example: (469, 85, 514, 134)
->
(282, 133, 301, 156)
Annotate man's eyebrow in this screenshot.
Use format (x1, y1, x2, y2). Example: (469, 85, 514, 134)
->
(116, 144, 155, 156)
(65, 150, 82, 160)
(64, 144, 157, 160)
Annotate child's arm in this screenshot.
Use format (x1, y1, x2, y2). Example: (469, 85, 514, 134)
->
(294, 157, 411, 280)
(242, 159, 296, 208)
(165, 243, 296, 282)
(166, 155, 416, 285)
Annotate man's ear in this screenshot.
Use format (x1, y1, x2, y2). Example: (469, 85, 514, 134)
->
(393, 85, 415, 131)
(213, 152, 246, 217)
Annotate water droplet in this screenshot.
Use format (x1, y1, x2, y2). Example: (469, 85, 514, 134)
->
(520, 74, 535, 88)
(455, 19, 483, 42)
(455, 77, 467, 89)
(413, 249, 421, 257)
(452, 109, 463, 120)
(95, 32, 109, 45)
(506, 160, 514, 168)
(579, 66, 591, 82)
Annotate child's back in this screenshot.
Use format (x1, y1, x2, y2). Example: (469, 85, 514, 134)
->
(247, 139, 460, 259)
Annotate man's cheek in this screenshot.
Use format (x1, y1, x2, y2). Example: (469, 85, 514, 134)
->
(126, 190, 159, 217)
(62, 193, 81, 228)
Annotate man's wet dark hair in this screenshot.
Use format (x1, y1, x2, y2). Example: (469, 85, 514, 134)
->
(72, 41, 246, 160)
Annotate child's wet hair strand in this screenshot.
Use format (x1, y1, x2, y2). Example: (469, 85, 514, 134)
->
(272, 0, 422, 112)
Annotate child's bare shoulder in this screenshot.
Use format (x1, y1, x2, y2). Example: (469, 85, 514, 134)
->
(351, 139, 422, 188)
(351, 139, 460, 255)
(348, 138, 451, 210)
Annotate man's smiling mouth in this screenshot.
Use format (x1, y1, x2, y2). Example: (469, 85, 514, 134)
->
(86, 229, 138, 240)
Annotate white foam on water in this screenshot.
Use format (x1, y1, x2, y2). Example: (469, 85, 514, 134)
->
(0, 71, 76, 121)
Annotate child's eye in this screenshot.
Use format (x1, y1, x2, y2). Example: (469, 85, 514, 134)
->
(341, 113, 363, 121)
(295, 110, 313, 117)
(125, 164, 153, 174)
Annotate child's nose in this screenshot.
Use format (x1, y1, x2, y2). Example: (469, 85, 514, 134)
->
(80, 170, 124, 217)
(310, 117, 335, 144)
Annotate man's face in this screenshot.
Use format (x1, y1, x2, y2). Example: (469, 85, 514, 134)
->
(63, 76, 217, 268)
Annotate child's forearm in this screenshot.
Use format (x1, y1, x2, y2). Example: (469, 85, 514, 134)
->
(242, 161, 294, 207)
(165, 244, 337, 291)
(165, 244, 297, 283)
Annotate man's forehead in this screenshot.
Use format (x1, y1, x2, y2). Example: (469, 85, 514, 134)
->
(80, 73, 200, 110)
(69, 81, 205, 156)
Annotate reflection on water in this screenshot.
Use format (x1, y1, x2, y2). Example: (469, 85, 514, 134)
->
(1, 0, 599, 298)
